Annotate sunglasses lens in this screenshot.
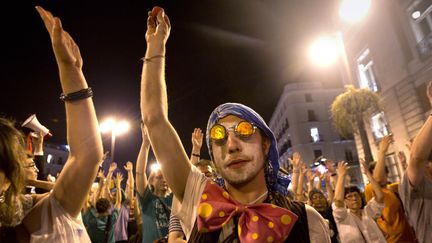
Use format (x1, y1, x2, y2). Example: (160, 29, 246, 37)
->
(236, 121, 254, 137)
(210, 124, 226, 141)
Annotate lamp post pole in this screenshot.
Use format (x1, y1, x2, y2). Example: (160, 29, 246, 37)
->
(111, 131, 116, 161)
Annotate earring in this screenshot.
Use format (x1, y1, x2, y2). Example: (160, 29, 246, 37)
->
(0, 190, 5, 203)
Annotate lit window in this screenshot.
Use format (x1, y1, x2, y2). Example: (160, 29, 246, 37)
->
(311, 128, 320, 142)
(357, 48, 379, 92)
(370, 112, 390, 140)
(47, 154, 53, 164)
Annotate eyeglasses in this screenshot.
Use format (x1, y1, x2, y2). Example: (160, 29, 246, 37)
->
(210, 121, 257, 145)
(345, 193, 360, 200)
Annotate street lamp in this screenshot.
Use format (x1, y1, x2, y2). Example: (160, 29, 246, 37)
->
(100, 118, 130, 161)
(339, 0, 371, 24)
(309, 0, 374, 183)
(309, 0, 372, 83)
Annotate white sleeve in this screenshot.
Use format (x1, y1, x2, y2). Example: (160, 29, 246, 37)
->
(171, 166, 208, 240)
(306, 204, 331, 243)
(364, 197, 384, 220)
(331, 202, 348, 222)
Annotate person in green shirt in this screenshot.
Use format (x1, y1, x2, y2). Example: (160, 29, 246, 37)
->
(84, 173, 123, 243)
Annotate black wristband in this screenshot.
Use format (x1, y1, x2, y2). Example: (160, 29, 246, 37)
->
(192, 153, 200, 157)
(60, 88, 93, 102)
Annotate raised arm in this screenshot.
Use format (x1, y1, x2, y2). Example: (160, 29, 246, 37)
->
(136, 126, 150, 197)
(290, 152, 301, 194)
(140, 8, 190, 201)
(324, 173, 335, 204)
(124, 161, 134, 206)
(333, 161, 347, 208)
(296, 162, 307, 201)
(35, 6, 103, 218)
(92, 170, 106, 207)
(104, 162, 117, 200)
(190, 128, 203, 165)
(360, 159, 383, 203)
(373, 134, 392, 185)
(408, 81, 432, 186)
(114, 173, 123, 209)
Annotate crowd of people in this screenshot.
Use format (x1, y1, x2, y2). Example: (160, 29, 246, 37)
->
(0, 5, 431, 243)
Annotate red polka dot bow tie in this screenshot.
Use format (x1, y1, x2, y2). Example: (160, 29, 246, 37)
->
(197, 182, 298, 242)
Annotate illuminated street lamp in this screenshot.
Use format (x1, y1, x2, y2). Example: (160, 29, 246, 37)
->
(310, 0, 371, 83)
(310, 0, 373, 183)
(100, 118, 130, 161)
(339, 0, 371, 24)
(309, 36, 339, 67)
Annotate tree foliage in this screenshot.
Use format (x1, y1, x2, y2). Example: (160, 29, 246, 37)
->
(331, 85, 382, 138)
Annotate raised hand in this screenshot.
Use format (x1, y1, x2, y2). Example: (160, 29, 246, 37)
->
(300, 162, 308, 175)
(98, 170, 106, 180)
(316, 170, 325, 181)
(36, 6, 83, 69)
(31, 132, 44, 146)
(379, 134, 393, 153)
(191, 128, 203, 149)
(336, 161, 347, 176)
(145, 7, 171, 46)
(359, 158, 371, 178)
(124, 161, 133, 172)
(291, 152, 301, 169)
(115, 173, 124, 184)
(324, 159, 335, 174)
(306, 169, 314, 181)
(109, 162, 117, 173)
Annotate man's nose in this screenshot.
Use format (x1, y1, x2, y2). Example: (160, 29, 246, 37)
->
(226, 131, 241, 154)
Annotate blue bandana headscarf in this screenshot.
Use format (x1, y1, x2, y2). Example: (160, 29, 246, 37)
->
(205, 103, 290, 196)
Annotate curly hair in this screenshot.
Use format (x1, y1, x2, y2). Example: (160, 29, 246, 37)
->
(0, 118, 26, 225)
(96, 198, 111, 214)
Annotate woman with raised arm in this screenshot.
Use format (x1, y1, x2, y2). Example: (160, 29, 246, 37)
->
(332, 160, 385, 243)
(0, 6, 103, 242)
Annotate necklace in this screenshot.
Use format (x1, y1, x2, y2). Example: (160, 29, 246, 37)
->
(247, 190, 268, 205)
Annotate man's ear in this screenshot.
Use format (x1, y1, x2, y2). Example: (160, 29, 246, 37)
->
(262, 136, 271, 157)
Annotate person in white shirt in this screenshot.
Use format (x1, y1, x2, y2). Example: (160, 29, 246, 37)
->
(332, 161, 386, 243)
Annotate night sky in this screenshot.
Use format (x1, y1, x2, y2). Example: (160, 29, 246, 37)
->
(2, 0, 338, 166)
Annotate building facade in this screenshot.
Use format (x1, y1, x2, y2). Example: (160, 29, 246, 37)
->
(341, 0, 432, 182)
(268, 81, 362, 185)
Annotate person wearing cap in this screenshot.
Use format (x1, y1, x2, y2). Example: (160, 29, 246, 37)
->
(139, 8, 330, 242)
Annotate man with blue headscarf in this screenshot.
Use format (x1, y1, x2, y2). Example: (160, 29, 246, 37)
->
(139, 7, 330, 243)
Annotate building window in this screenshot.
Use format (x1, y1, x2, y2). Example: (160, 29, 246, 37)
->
(305, 93, 313, 102)
(385, 154, 400, 183)
(345, 149, 354, 163)
(308, 110, 317, 122)
(310, 127, 320, 142)
(313, 149, 322, 159)
(409, 0, 432, 59)
(370, 112, 390, 140)
(357, 48, 379, 92)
